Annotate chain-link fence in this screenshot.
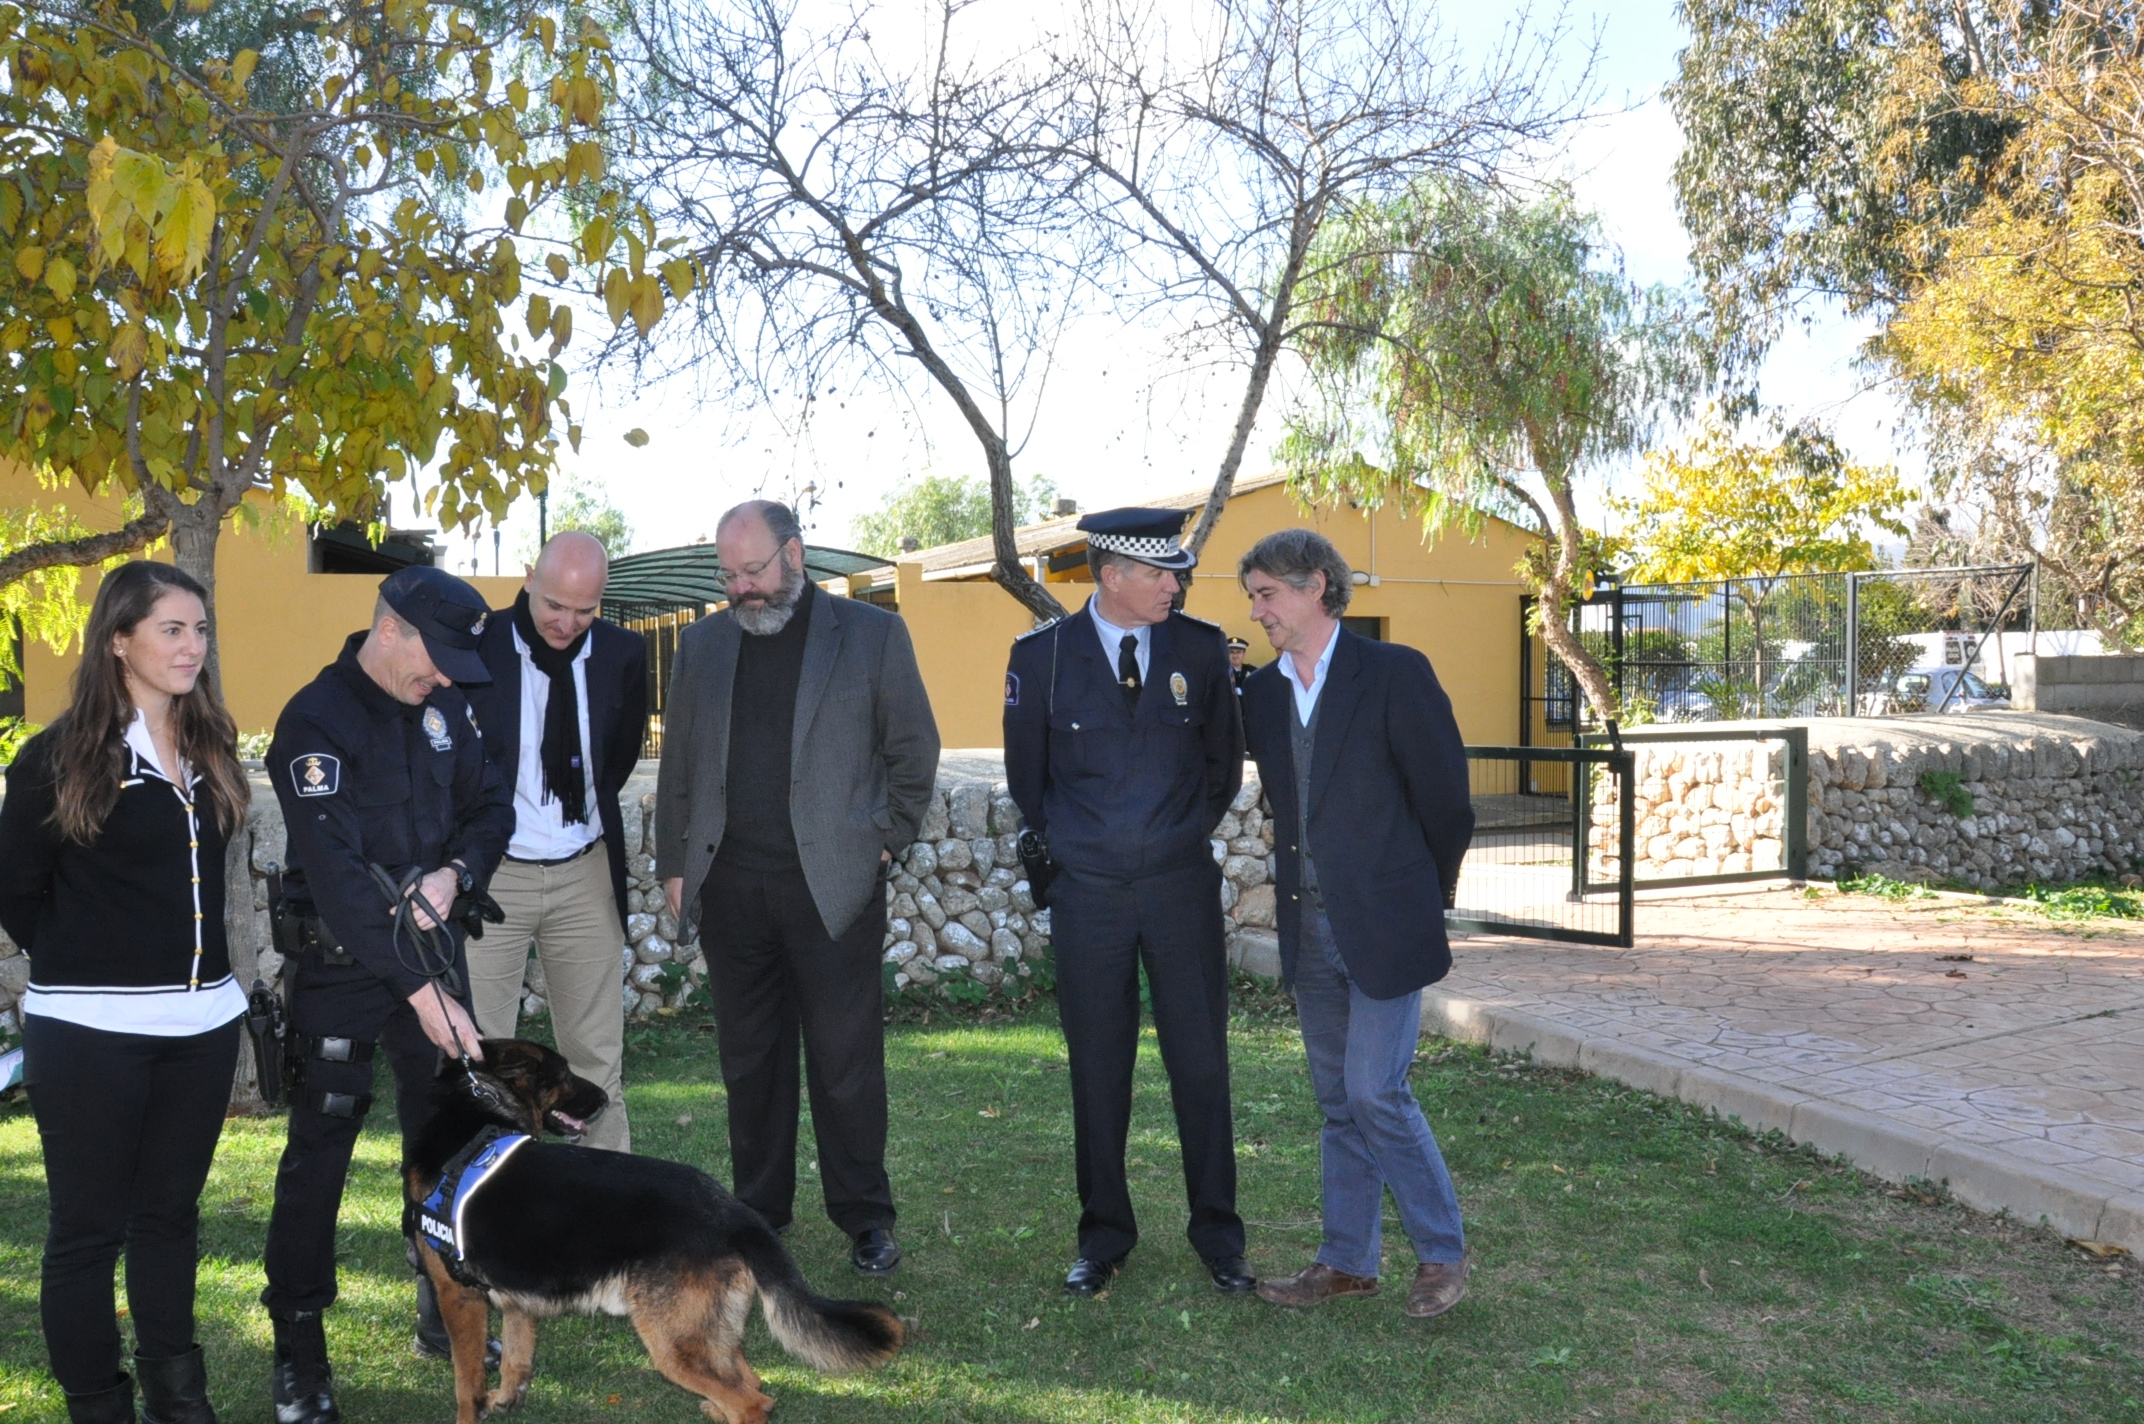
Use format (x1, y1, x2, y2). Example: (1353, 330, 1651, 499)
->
(1524, 563, 2035, 740)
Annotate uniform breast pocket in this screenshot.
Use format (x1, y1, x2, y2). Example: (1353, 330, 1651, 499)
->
(347, 772, 415, 861)
(1048, 712, 1103, 778)
(1158, 699, 1207, 730)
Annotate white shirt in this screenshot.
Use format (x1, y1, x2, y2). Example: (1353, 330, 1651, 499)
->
(23, 710, 246, 1036)
(1088, 601, 1151, 685)
(1285, 624, 1341, 724)
(505, 626, 602, 861)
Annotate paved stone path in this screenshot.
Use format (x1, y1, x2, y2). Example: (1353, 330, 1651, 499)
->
(1428, 884, 2144, 1251)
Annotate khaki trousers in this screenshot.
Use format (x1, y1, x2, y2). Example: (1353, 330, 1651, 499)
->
(469, 846, 632, 1152)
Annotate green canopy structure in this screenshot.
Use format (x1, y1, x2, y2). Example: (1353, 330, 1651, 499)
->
(600, 542, 892, 624)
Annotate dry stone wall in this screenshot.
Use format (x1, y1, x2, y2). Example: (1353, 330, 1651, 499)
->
(1589, 714, 2144, 889)
(0, 764, 1286, 1037)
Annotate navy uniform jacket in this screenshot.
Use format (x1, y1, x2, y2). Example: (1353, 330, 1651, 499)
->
(267, 634, 515, 1000)
(1003, 602, 1243, 883)
(1239, 629, 1473, 999)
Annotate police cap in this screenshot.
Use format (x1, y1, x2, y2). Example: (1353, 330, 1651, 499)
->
(379, 564, 493, 685)
(1076, 507, 1196, 572)
(1225, 636, 1250, 652)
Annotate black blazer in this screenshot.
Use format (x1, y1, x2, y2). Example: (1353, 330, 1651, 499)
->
(1240, 630, 1473, 999)
(464, 615, 650, 924)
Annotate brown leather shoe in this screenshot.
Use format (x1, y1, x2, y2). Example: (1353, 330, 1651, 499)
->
(1405, 1253, 1472, 1319)
(1255, 1261, 1379, 1308)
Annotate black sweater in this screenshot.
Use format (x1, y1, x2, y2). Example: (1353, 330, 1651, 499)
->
(0, 727, 232, 990)
(716, 581, 814, 871)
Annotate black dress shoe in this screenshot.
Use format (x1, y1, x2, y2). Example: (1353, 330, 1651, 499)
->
(1207, 1254, 1257, 1294)
(851, 1228, 903, 1275)
(1063, 1256, 1126, 1295)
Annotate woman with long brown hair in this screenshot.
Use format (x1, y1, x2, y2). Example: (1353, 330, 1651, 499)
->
(0, 561, 252, 1424)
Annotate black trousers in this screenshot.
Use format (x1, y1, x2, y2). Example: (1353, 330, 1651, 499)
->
(261, 955, 456, 1316)
(1051, 858, 1244, 1265)
(23, 1012, 241, 1394)
(700, 860, 894, 1237)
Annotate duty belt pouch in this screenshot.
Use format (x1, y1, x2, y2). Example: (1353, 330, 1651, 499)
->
(303, 917, 355, 967)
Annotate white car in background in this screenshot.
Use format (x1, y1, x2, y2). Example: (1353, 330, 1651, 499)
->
(1882, 666, 2012, 714)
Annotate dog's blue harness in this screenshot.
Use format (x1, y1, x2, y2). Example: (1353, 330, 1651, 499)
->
(416, 1125, 531, 1277)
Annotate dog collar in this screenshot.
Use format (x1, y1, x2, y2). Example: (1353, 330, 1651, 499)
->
(416, 1125, 531, 1270)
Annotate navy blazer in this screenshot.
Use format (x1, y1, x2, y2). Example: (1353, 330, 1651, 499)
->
(464, 614, 650, 925)
(1240, 630, 1473, 999)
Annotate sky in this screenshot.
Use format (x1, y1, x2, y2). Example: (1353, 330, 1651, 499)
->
(430, 0, 1912, 576)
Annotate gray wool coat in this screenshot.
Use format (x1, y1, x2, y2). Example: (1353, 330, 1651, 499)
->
(653, 591, 941, 941)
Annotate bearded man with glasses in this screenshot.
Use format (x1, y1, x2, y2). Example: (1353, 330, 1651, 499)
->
(655, 500, 939, 1275)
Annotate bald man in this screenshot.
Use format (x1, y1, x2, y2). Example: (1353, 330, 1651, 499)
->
(463, 532, 649, 1161)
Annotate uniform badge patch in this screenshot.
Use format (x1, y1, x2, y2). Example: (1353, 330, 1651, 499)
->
(1170, 671, 1189, 706)
(293, 754, 340, 797)
(1005, 672, 1020, 707)
(423, 706, 454, 752)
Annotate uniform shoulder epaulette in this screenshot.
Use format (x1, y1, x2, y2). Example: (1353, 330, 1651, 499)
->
(1172, 610, 1221, 631)
(1014, 617, 1063, 641)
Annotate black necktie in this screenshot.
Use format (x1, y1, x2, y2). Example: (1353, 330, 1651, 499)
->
(1117, 633, 1142, 714)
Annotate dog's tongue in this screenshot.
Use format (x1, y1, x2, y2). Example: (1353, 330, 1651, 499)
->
(553, 1111, 586, 1133)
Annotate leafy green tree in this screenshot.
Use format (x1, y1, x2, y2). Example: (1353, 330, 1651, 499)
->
(1667, 0, 2020, 371)
(0, 0, 665, 683)
(850, 473, 1058, 559)
(1283, 178, 1707, 721)
(518, 472, 632, 563)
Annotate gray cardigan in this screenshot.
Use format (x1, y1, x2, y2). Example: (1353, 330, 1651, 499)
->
(653, 592, 940, 940)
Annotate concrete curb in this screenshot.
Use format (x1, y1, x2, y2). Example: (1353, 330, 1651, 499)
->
(1420, 988, 2144, 1253)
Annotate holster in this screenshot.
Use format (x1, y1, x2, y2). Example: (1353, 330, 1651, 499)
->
(1017, 827, 1058, 909)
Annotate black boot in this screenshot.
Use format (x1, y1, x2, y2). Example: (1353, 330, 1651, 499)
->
(411, 1246, 501, 1371)
(269, 1311, 339, 1424)
(63, 1375, 135, 1424)
(136, 1346, 216, 1424)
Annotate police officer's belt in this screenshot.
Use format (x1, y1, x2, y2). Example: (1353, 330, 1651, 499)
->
(296, 915, 353, 966)
(410, 1124, 531, 1286)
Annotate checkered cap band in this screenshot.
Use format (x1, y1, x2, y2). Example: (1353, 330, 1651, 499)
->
(1087, 531, 1193, 563)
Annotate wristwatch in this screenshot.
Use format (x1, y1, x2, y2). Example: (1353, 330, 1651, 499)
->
(450, 860, 475, 895)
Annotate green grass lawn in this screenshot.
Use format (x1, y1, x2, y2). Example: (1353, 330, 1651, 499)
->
(1, 991, 2138, 1423)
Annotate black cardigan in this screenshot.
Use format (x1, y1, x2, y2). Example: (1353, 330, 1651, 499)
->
(0, 727, 232, 991)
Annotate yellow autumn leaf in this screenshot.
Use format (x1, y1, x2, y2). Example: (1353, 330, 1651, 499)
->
(109, 322, 149, 380)
(628, 272, 664, 336)
(525, 293, 552, 339)
(232, 48, 260, 89)
(660, 258, 695, 298)
(159, 178, 216, 281)
(602, 267, 629, 326)
(506, 78, 528, 112)
(45, 255, 76, 302)
(46, 316, 74, 347)
(623, 428, 649, 447)
(14, 246, 44, 281)
(548, 303, 572, 355)
(545, 253, 570, 283)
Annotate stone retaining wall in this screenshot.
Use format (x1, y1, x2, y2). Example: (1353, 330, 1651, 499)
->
(1590, 713, 2144, 888)
(2016, 654, 2144, 731)
(0, 763, 1285, 1035)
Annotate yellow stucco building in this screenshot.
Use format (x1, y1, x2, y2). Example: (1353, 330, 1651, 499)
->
(1, 462, 522, 735)
(861, 473, 1539, 749)
(6, 462, 1541, 754)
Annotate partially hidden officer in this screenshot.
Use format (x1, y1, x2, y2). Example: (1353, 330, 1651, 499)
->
(1002, 506, 1254, 1298)
(260, 565, 514, 1424)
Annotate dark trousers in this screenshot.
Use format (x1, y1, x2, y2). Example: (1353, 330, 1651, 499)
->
(24, 1013, 241, 1394)
(700, 860, 894, 1236)
(1051, 858, 1244, 1265)
(261, 956, 455, 1316)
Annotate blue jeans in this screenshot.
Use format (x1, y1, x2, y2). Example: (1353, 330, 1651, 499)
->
(1293, 907, 1465, 1277)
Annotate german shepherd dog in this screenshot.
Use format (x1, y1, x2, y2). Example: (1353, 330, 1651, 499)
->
(404, 1039, 903, 1424)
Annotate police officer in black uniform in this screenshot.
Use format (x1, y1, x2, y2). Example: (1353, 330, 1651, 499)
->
(261, 566, 514, 1423)
(1226, 635, 1257, 694)
(1002, 507, 1254, 1298)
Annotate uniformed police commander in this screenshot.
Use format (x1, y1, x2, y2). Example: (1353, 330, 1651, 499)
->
(261, 565, 514, 1424)
(1002, 506, 1255, 1298)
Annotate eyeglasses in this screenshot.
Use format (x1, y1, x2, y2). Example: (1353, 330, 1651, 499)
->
(723, 550, 786, 585)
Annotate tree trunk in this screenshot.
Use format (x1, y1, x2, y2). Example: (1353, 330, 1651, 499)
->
(145, 485, 232, 694)
(1533, 462, 1621, 724)
(981, 439, 1067, 623)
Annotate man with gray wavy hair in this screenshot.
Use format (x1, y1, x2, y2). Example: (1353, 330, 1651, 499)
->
(1235, 526, 1475, 1321)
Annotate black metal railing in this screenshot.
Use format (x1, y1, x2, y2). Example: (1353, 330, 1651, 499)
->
(1452, 745, 1633, 948)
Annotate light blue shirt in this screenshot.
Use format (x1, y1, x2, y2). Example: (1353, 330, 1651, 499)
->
(1285, 625, 1340, 724)
(1088, 600, 1151, 684)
